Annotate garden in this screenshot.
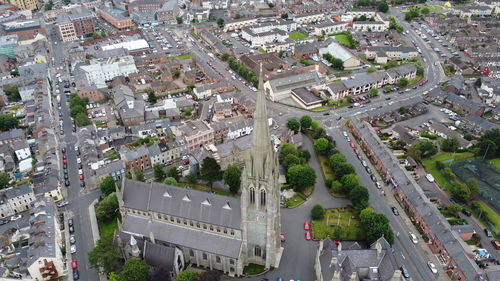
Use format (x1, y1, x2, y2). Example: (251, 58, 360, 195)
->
(311, 208, 365, 240)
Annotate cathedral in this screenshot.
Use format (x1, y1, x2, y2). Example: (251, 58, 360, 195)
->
(116, 67, 283, 278)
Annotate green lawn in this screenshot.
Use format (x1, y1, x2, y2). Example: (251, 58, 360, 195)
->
(315, 147, 346, 198)
(289, 31, 308, 40)
(243, 263, 265, 275)
(287, 193, 306, 208)
(169, 53, 196, 60)
(332, 34, 353, 48)
(312, 208, 365, 240)
(422, 152, 474, 191)
(99, 219, 118, 238)
(489, 158, 500, 169)
(311, 106, 328, 112)
(474, 201, 500, 231)
(421, 5, 444, 13)
(177, 182, 233, 196)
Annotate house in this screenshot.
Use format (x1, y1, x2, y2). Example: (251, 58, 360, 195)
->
(129, 119, 173, 139)
(314, 238, 402, 281)
(211, 117, 253, 144)
(148, 144, 162, 165)
(11, 139, 31, 161)
(177, 120, 214, 152)
(352, 21, 388, 32)
(78, 86, 106, 101)
(158, 140, 181, 163)
(240, 53, 290, 77)
(223, 18, 258, 32)
(319, 39, 362, 70)
(27, 198, 65, 281)
(451, 224, 476, 241)
(120, 145, 151, 171)
(313, 20, 348, 36)
(0, 184, 36, 218)
(192, 81, 235, 99)
(292, 12, 325, 24)
(112, 85, 145, 126)
(95, 160, 127, 181)
(364, 46, 418, 64)
(264, 70, 322, 101)
(427, 89, 485, 116)
(241, 19, 297, 47)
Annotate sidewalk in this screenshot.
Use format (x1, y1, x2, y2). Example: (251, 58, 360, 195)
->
(88, 199, 108, 281)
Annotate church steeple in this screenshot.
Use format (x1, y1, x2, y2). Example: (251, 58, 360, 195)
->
(250, 64, 272, 179)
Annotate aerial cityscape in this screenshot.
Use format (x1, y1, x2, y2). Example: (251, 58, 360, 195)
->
(0, 0, 499, 281)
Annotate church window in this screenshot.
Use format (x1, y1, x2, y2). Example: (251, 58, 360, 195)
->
(223, 228, 227, 234)
(216, 256, 221, 263)
(254, 246, 261, 257)
(189, 249, 194, 256)
(217, 227, 220, 232)
(176, 218, 180, 223)
(260, 189, 266, 207)
(183, 219, 187, 225)
(170, 216, 174, 222)
(203, 224, 207, 229)
(250, 188, 255, 204)
(230, 259, 235, 265)
(202, 253, 207, 260)
(190, 221, 193, 226)
(210, 225, 214, 231)
(196, 223, 200, 228)
(231, 230, 235, 236)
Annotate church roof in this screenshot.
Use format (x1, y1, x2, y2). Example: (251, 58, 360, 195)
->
(121, 179, 242, 229)
(122, 214, 242, 258)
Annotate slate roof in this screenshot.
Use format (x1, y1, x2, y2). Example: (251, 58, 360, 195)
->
(27, 198, 58, 267)
(121, 179, 242, 229)
(143, 241, 175, 275)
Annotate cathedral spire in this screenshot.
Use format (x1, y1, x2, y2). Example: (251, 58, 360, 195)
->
(250, 63, 272, 178)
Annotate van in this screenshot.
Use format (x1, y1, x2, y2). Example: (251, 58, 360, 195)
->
(426, 174, 435, 182)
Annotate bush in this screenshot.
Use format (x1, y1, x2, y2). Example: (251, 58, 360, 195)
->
(311, 204, 325, 220)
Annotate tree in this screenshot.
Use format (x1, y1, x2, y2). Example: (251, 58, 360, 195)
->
(186, 172, 197, 184)
(100, 176, 116, 196)
(383, 85, 393, 93)
(176, 271, 198, 281)
(234, 13, 241, 19)
(450, 183, 470, 202)
(200, 157, 222, 187)
(300, 115, 313, 129)
(287, 165, 316, 192)
(313, 138, 330, 155)
(323, 53, 344, 69)
(0, 114, 19, 131)
(134, 169, 145, 182)
(466, 178, 480, 199)
(279, 143, 298, 162)
(300, 149, 311, 162)
(283, 154, 301, 169)
(331, 180, 343, 193)
(311, 204, 325, 220)
(176, 16, 183, 24)
(408, 140, 437, 161)
(341, 174, 360, 193)
(96, 194, 119, 223)
(281, 13, 289, 19)
(75, 112, 91, 126)
(220, 52, 230, 61)
(217, 18, 224, 28)
(147, 91, 157, 104)
(369, 88, 378, 97)
(287, 118, 301, 133)
(416, 64, 425, 76)
(44, 0, 54, 10)
(153, 163, 165, 181)
(398, 77, 409, 87)
(475, 78, 482, 88)
(349, 186, 369, 207)
(447, 203, 462, 216)
(311, 121, 320, 130)
(4, 84, 20, 102)
(377, 1, 389, 13)
(108, 273, 124, 281)
(360, 210, 394, 245)
(313, 127, 327, 139)
(224, 165, 242, 194)
(421, 7, 430, 15)
(88, 234, 122, 273)
(329, 153, 347, 170)
(121, 258, 150, 281)
(167, 166, 180, 181)
(441, 137, 460, 152)
(0, 173, 10, 189)
(163, 177, 178, 185)
(334, 162, 355, 180)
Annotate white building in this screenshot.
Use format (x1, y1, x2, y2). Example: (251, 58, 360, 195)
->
(313, 21, 348, 36)
(78, 55, 138, 88)
(352, 21, 388, 32)
(292, 12, 325, 24)
(264, 70, 322, 101)
(18, 84, 36, 102)
(0, 185, 36, 218)
(241, 19, 297, 47)
(223, 18, 258, 32)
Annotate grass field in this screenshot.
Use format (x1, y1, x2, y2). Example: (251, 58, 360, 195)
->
(169, 53, 196, 60)
(243, 263, 265, 275)
(422, 152, 474, 191)
(474, 201, 500, 231)
(333, 34, 352, 47)
(99, 219, 118, 238)
(312, 208, 365, 240)
(489, 158, 500, 169)
(289, 31, 308, 40)
(288, 193, 306, 208)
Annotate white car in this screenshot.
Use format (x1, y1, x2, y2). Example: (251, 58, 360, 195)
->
(70, 235, 76, 244)
(74, 145, 79, 151)
(57, 201, 69, 208)
(77, 158, 81, 164)
(427, 261, 438, 274)
(409, 232, 419, 244)
(10, 214, 22, 221)
(70, 245, 76, 254)
(343, 131, 348, 137)
(78, 169, 83, 175)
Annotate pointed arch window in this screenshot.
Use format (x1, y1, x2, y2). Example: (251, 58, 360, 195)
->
(260, 189, 266, 207)
(250, 188, 255, 204)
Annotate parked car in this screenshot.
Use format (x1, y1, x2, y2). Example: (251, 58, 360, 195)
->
(280, 233, 285, 242)
(69, 226, 74, 233)
(370, 175, 377, 182)
(71, 260, 78, 269)
(492, 239, 500, 250)
(10, 215, 21, 221)
(304, 221, 310, 230)
(57, 201, 69, 208)
(65, 180, 70, 187)
(305, 231, 311, 240)
(427, 261, 438, 274)
(461, 209, 471, 217)
(68, 218, 73, 227)
(409, 232, 418, 244)
(73, 270, 80, 280)
(400, 266, 410, 278)
(484, 229, 492, 237)
(375, 182, 381, 189)
(391, 207, 399, 216)
(70, 235, 76, 244)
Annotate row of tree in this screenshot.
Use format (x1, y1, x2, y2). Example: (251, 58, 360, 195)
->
(69, 94, 91, 126)
(224, 56, 259, 87)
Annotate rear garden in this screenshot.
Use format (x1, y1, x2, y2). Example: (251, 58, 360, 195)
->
(312, 207, 365, 240)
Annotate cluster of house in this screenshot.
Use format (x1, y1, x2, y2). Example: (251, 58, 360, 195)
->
(424, 0, 500, 79)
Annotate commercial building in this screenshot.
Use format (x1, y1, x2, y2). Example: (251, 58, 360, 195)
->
(319, 39, 362, 70)
(77, 55, 138, 88)
(56, 7, 94, 42)
(264, 70, 322, 101)
(98, 7, 135, 29)
(9, 0, 38, 10)
(3, 19, 46, 39)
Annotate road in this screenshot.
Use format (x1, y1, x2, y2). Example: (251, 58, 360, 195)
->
(46, 22, 102, 281)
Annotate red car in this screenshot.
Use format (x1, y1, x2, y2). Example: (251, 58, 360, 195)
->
(492, 239, 500, 250)
(63, 155, 67, 159)
(79, 175, 84, 180)
(63, 159, 68, 164)
(353, 149, 359, 155)
(304, 221, 310, 230)
(305, 231, 311, 240)
(71, 260, 78, 269)
(349, 142, 355, 148)
(183, 159, 190, 165)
